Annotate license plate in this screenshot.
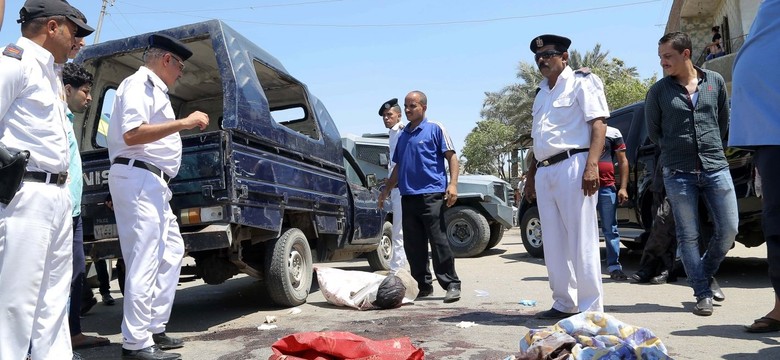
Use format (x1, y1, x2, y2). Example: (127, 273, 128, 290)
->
(93, 223, 118, 239)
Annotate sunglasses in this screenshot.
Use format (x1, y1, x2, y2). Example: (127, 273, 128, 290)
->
(535, 50, 563, 62)
(170, 54, 186, 71)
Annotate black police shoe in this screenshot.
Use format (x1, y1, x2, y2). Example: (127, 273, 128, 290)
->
(630, 271, 650, 283)
(121, 345, 181, 360)
(443, 283, 461, 303)
(102, 293, 116, 306)
(650, 270, 670, 284)
(693, 297, 714, 316)
(710, 278, 725, 302)
(417, 287, 434, 299)
(152, 332, 184, 350)
(536, 308, 578, 320)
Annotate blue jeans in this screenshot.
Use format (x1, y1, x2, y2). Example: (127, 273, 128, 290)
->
(597, 185, 621, 272)
(663, 167, 738, 299)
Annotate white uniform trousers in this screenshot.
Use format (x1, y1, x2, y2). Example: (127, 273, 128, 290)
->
(0, 181, 73, 360)
(109, 164, 184, 351)
(389, 188, 407, 271)
(535, 153, 604, 313)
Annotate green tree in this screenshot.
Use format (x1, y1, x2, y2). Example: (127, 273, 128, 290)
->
(461, 119, 515, 179)
(569, 44, 656, 110)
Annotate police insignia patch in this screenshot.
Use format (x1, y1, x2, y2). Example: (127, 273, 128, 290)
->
(535, 37, 544, 48)
(2, 44, 24, 60)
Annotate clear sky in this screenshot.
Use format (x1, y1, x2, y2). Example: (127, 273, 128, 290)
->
(1, 0, 672, 152)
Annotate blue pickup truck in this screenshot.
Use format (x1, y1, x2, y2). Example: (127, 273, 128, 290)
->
(74, 20, 391, 307)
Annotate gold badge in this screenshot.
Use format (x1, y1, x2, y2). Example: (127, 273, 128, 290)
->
(535, 37, 544, 49)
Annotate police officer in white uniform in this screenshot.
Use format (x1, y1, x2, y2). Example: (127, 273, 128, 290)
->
(107, 34, 209, 360)
(0, 1, 93, 359)
(523, 34, 609, 319)
(379, 98, 408, 271)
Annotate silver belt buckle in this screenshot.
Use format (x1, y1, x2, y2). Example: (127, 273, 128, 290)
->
(541, 160, 550, 167)
(57, 172, 68, 185)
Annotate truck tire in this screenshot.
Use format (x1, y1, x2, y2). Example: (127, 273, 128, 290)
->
(520, 206, 544, 258)
(367, 221, 393, 271)
(486, 224, 505, 249)
(445, 206, 490, 258)
(264, 228, 313, 307)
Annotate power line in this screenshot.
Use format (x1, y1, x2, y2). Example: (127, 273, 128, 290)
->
(112, 0, 662, 28)
(117, 0, 344, 14)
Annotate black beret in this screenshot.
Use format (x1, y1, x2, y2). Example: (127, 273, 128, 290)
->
(378, 98, 398, 116)
(149, 34, 193, 61)
(530, 34, 572, 53)
(17, 0, 95, 38)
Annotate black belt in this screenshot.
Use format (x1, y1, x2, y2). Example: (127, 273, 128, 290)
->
(24, 171, 69, 185)
(536, 148, 589, 168)
(114, 157, 171, 183)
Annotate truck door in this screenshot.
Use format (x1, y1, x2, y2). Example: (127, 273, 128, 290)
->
(343, 150, 383, 243)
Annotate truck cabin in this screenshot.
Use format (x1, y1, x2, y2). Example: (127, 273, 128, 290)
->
(73, 20, 342, 165)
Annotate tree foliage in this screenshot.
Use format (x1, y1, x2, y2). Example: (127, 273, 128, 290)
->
(569, 44, 657, 111)
(461, 119, 515, 179)
(469, 44, 656, 177)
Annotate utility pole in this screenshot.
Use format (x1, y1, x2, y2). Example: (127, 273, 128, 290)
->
(94, 0, 116, 44)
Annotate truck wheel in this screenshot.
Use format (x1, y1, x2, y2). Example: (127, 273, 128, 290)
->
(486, 224, 504, 249)
(445, 206, 490, 258)
(367, 221, 393, 271)
(520, 206, 544, 258)
(264, 228, 313, 307)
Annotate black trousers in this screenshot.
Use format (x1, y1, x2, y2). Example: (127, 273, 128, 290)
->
(69, 216, 85, 335)
(95, 259, 111, 295)
(401, 193, 460, 291)
(637, 192, 678, 278)
(755, 147, 780, 296)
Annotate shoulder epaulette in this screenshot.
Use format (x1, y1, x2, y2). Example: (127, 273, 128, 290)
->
(535, 87, 541, 95)
(575, 67, 592, 76)
(2, 44, 24, 60)
(145, 75, 156, 89)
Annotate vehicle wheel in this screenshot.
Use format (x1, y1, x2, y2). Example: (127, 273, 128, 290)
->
(486, 224, 505, 249)
(445, 206, 490, 258)
(367, 221, 393, 271)
(520, 206, 544, 258)
(264, 228, 313, 307)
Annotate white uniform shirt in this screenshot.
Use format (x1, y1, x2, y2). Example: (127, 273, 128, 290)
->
(531, 66, 610, 162)
(388, 121, 405, 174)
(0, 37, 70, 174)
(108, 66, 182, 177)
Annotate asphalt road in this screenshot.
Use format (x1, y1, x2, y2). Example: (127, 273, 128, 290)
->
(76, 228, 780, 359)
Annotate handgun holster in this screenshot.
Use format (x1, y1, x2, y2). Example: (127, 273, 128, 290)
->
(0, 149, 30, 205)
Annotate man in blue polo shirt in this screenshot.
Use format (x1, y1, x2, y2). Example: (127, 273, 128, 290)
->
(379, 90, 461, 303)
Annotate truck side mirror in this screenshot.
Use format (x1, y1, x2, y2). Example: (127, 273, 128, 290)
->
(366, 174, 378, 188)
